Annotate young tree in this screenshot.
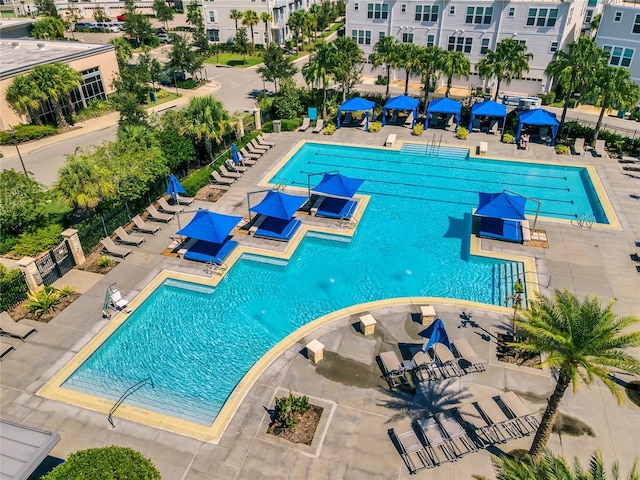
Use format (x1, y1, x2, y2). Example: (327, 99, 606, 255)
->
(260, 11, 272, 45)
(63, 6, 81, 40)
(439, 50, 470, 98)
(273, 78, 302, 119)
(122, 0, 156, 48)
(93, 6, 110, 23)
(5, 74, 46, 125)
(257, 43, 297, 94)
(31, 16, 65, 40)
(229, 9, 243, 35)
(179, 96, 230, 162)
(233, 28, 252, 63)
(109, 37, 134, 66)
(186, 0, 207, 52)
(138, 48, 166, 89)
(242, 9, 259, 52)
(302, 42, 336, 118)
(34, 0, 58, 18)
(369, 36, 399, 98)
(476, 38, 533, 101)
(166, 33, 203, 79)
(153, 0, 173, 30)
(31, 63, 82, 129)
(113, 91, 149, 127)
(54, 153, 116, 212)
(0, 169, 46, 236)
(514, 290, 640, 458)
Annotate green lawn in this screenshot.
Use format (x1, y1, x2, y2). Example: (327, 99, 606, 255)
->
(323, 21, 344, 37)
(204, 52, 264, 68)
(145, 91, 181, 107)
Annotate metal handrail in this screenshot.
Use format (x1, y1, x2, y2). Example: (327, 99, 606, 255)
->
(108, 376, 154, 428)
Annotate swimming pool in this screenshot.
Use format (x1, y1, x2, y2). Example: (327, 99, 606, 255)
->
(58, 142, 609, 428)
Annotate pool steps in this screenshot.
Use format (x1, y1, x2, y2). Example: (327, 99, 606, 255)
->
(401, 144, 470, 161)
(494, 261, 527, 308)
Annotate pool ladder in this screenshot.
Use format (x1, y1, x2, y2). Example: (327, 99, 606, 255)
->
(571, 213, 595, 229)
(428, 134, 442, 154)
(337, 217, 359, 230)
(108, 376, 154, 428)
(205, 260, 228, 276)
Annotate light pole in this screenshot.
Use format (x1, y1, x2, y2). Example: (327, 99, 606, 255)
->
(6, 129, 28, 177)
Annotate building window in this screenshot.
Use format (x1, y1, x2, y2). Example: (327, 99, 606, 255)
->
(414, 5, 439, 22)
(351, 29, 371, 45)
(207, 29, 219, 41)
(426, 34, 434, 47)
(527, 8, 558, 27)
(508, 7, 515, 17)
(354, 2, 358, 11)
(480, 38, 490, 54)
(466, 6, 493, 25)
(402, 32, 414, 43)
(633, 13, 640, 33)
(401, 4, 406, 13)
(447, 36, 472, 53)
(585, 9, 593, 24)
(449, 5, 455, 15)
(368, 3, 389, 20)
(604, 46, 634, 67)
(614, 11, 622, 22)
(208, 11, 215, 22)
(517, 40, 527, 47)
(379, 31, 385, 40)
(549, 42, 558, 53)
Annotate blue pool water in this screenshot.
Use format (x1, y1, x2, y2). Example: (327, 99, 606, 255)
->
(62, 143, 607, 425)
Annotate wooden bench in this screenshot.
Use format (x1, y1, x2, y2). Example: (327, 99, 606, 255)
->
(385, 133, 397, 147)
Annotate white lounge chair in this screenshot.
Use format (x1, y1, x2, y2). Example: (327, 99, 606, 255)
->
(176, 194, 194, 206)
(158, 197, 183, 214)
(115, 227, 145, 246)
(385, 133, 397, 147)
(572, 138, 585, 156)
(474, 399, 520, 441)
(405, 112, 414, 127)
(256, 134, 275, 147)
(249, 139, 269, 153)
(379, 351, 410, 388)
(225, 159, 247, 173)
(594, 139, 608, 158)
(436, 410, 478, 457)
(146, 205, 172, 223)
(0, 341, 15, 360)
(1, 312, 37, 341)
(100, 237, 133, 258)
(220, 164, 242, 179)
(432, 343, 464, 377)
(496, 391, 539, 434)
(488, 120, 499, 135)
(298, 117, 311, 131)
(452, 339, 486, 373)
(110, 289, 129, 310)
(132, 215, 160, 235)
(411, 348, 439, 382)
(210, 170, 235, 186)
(312, 119, 324, 133)
(417, 416, 457, 464)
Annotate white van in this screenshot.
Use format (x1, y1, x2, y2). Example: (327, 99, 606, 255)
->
(518, 97, 542, 110)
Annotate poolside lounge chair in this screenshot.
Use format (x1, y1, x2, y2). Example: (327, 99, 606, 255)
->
(432, 343, 464, 377)
(572, 138, 585, 156)
(1, 341, 15, 360)
(211, 170, 235, 186)
(220, 164, 242, 179)
(457, 402, 499, 446)
(225, 159, 248, 173)
(379, 351, 410, 388)
(405, 112, 414, 127)
(494, 391, 539, 435)
(110, 289, 129, 310)
(249, 139, 269, 153)
(239, 147, 261, 160)
(539, 126, 550, 144)
(256, 134, 275, 147)
(471, 118, 481, 132)
(385, 133, 397, 147)
(436, 410, 478, 457)
(452, 339, 486, 373)
(474, 399, 520, 441)
(146, 205, 172, 223)
(594, 139, 608, 158)
(343, 112, 354, 126)
(175, 194, 195, 206)
(298, 117, 311, 132)
(390, 428, 434, 473)
(132, 215, 161, 235)
(411, 348, 440, 382)
(100, 237, 133, 258)
(417, 416, 456, 464)
(1, 312, 36, 341)
(312, 119, 324, 133)
(158, 197, 184, 214)
(246, 142, 267, 156)
(114, 227, 145, 247)
(488, 120, 499, 135)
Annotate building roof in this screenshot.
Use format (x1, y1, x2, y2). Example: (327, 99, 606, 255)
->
(0, 419, 60, 480)
(0, 39, 115, 80)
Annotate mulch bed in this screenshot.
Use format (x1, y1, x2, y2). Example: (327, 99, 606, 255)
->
(194, 185, 226, 202)
(266, 405, 324, 446)
(8, 292, 81, 323)
(496, 334, 541, 368)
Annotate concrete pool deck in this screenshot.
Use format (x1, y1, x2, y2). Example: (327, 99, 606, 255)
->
(1, 127, 639, 479)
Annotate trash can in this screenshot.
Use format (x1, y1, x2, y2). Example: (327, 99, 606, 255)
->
(149, 90, 157, 103)
(273, 120, 281, 133)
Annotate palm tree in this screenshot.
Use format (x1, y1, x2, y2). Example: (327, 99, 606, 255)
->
(309, 3, 321, 42)
(229, 9, 243, 35)
(369, 36, 399, 98)
(333, 37, 363, 102)
(476, 38, 533, 102)
(439, 50, 470, 98)
(545, 37, 608, 133)
(5, 74, 46, 125)
(242, 10, 259, 52)
(179, 96, 230, 162)
(288, 10, 306, 53)
(416, 46, 443, 113)
(54, 153, 115, 211)
(514, 289, 640, 458)
(260, 11, 272, 45)
(397, 43, 421, 96)
(587, 66, 640, 143)
(31, 63, 82, 129)
(302, 10, 315, 48)
(302, 42, 336, 118)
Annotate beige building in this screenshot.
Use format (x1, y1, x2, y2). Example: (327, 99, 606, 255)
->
(0, 39, 119, 130)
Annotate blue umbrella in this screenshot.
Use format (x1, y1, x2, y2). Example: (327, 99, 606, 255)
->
(176, 209, 242, 244)
(419, 318, 451, 352)
(231, 144, 241, 165)
(166, 174, 186, 201)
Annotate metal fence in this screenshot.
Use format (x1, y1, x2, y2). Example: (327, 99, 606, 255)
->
(0, 271, 29, 311)
(565, 117, 639, 141)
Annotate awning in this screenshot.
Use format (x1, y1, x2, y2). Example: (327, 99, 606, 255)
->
(176, 209, 242, 244)
(382, 95, 419, 127)
(425, 98, 462, 130)
(249, 190, 307, 220)
(337, 97, 376, 130)
(468, 100, 507, 132)
(515, 109, 559, 146)
(0, 420, 60, 480)
(476, 192, 527, 221)
(311, 173, 364, 200)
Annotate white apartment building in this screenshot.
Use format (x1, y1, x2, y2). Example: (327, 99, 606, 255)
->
(346, 0, 588, 96)
(202, 0, 321, 45)
(595, 0, 640, 84)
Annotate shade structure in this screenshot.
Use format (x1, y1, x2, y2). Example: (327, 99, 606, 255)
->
(419, 317, 452, 352)
(231, 143, 241, 164)
(166, 174, 186, 197)
(467, 100, 507, 132)
(476, 192, 526, 221)
(176, 209, 242, 244)
(249, 190, 307, 220)
(515, 109, 559, 146)
(311, 173, 364, 200)
(425, 98, 462, 130)
(382, 95, 419, 127)
(337, 97, 376, 130)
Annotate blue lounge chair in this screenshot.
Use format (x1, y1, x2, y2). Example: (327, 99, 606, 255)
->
(315, 197, 358, 219)
(478, 217, 522, 243)
(254, 217, 301, 241)
(183, 240, 238, 264)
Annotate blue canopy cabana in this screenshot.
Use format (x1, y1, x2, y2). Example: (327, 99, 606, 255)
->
(515, 109, 559, 146)
(177, 209, 242, 244)
(475, 192, 527, 243)
(337, 97, 376, 131)
(382, 95, 419, 127)
(249, 190, 307, 220)
(467, 100, 507, 132)
(311, 173, 364, 200)
(425, 98, 462, 130)
(166, 174, 186, 201)
(419, 317, 452, 352)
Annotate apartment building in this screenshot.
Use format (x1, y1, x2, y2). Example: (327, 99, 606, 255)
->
(346, 0, 588, 96)
(202, 0, 321, 45)
(595, 0, 640, 84)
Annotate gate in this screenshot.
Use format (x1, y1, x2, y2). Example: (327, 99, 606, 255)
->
(35, 239, 76, 286)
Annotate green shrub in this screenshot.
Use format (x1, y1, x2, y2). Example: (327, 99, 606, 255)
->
(176, 79, 199, 89)
(374, 76, 388, 86)
(540, 91, 556, 105)
(502, 133, 516, 144)
(0, 125, 59, 145)
(26, 287, 61, 317)
(58, 286, 74, 297)
(0, 267, 29, 311)
(181, 165, 214, 196)
(98, 255, 112, 268)
(280, 118, 303, 131)
(368, 121, 382, 133)
(13, 224, 64, 257)
(41, 446, 161, 480)
(456, 126, 469, 140)
(0, 235, 18, 255)
(412, 123, 424, 136)
(555, 144, 570, 155)
(323, 123, 336, 135)
(274, 390, 311, 431)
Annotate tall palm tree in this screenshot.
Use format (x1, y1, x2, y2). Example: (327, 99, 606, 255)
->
(439, 50, 470, 98)
(302, 10, 315, 48)
(369, 36, 399, 98)
(397, 43, 420, 96)
(5, 74, 46, 125)
(242, 10, 259, 52)
(476, 38, 533, 102)
(54, 153, 115, 211)
(260, 11, 272, 45)
(179, 96, 230, 162)
(288, 9, 306, 53)
(229, 9, 243, 35)
(333, 37, 363, 102)
(545, 37, 608, 133)
(309, 3, 321, 42)
(416, 46, 443, 112)
(587, 65, 640, 143)
(31, 63, 82, 129)
(302, 42, 336, 118)
(514, 289, 640, 458)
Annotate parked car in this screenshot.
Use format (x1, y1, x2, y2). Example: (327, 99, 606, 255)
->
(157, 33, 171, 43)
(74, 22, 96, 31)
(96, 22, 120, 32)
(161, 70, 186, 86)
(157, 27, 166, 34)
(116, 13, 126, 22)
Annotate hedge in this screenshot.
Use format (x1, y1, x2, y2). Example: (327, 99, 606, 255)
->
(12, 224, 64, 257)
(0, 125, 59, 145)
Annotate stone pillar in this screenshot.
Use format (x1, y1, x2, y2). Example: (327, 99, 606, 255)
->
(17, 256, 43, 291)
(254, 108, 262, 131)
(62, 228, 86, 266)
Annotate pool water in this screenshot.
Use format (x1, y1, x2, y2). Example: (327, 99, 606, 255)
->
(62, 143, 607, 425)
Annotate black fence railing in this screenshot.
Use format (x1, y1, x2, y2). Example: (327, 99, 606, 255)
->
(0, 271, 29, 311)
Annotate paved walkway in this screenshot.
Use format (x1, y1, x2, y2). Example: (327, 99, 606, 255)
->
(1, 130, 639, 479)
